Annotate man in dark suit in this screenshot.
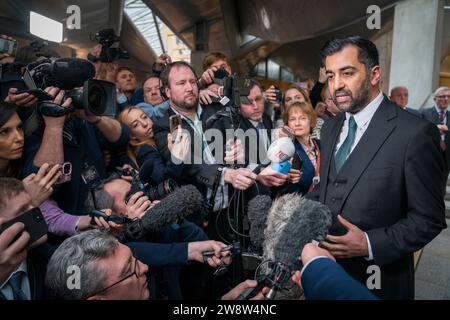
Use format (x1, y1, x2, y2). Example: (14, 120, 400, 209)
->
(389, 86, 423, 118)
(308, 36, 447, 300)
(421, 86, 450, 180)
(0, 178, 49, 300)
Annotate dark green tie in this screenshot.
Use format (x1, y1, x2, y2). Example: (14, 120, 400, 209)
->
(335, 116, 357, 172)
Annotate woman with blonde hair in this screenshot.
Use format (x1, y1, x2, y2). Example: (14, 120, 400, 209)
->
(279, 101, 321, 195)
(118, 106, 184, 184)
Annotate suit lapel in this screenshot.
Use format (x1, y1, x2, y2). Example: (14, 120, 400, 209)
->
(320, 112, 345, 203)
(337, 98, 397, 211)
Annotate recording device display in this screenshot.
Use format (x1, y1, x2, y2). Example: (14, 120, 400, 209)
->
(291, 153, 303, 171)
(0, 208, 48, 248)
(25, 58, 117, 117)
(89, 210, 133, 225)
(89, 28, 130, 63)
(0, 37, 17, 55)
(19, 68, 54, 101)
(169, 114, 182, 134)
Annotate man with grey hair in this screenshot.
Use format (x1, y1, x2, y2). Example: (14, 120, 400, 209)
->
(46, 229, 150, 300)
(422, 86, 450, 183)
(46, 229, 267, 300)
(389, 86, 422, 117)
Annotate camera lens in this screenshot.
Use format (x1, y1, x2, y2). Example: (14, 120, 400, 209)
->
(88, 83, 107, 115)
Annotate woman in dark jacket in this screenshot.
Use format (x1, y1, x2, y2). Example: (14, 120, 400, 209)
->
(279, 101, 321, 196)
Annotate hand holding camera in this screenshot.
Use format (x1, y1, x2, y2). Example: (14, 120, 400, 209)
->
(263, 85, 282, 108)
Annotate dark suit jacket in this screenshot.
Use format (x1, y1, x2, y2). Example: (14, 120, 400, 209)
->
(153, 103, 222, 196)
(422, 106, 450, 169)
(307, 97, 447, 299)
(302, 257, 377, 300)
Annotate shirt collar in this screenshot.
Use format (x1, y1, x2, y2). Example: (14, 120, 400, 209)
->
(346, 91, 384, 129)
(0, 261, 27, 289)
(169, 104, 202, 122)
(434, 105, 447, 115)
(249, 119, 263, 128)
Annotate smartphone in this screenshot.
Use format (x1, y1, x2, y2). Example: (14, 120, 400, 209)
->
(0, 208, 48, 248)
(0, 38, 17, 55)
(213, 67, 229, 80)
(15, 89, 54, 101)
(54, 162, 72, 185)
(291, 153, 303, 171)
(169, 114, 182, 134)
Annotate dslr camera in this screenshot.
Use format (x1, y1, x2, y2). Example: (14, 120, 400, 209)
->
(118, 167, 179, 203)
(26, 58, 117, 117)
(88, 28, 129, 63)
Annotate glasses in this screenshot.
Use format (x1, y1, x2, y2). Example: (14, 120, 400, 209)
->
(87, 251, 140, 298)
(436, 95, 450, 99)
(241, 96, 264, 105)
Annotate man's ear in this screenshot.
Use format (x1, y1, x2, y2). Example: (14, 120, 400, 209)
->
(370, 66, 381, 86)
(165, 86, 171, 100)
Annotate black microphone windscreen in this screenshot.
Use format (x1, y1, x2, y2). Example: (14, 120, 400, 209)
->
(247, 195, 272, 254)
(52, 58, 95, 90)
(132, 184, 203, 234)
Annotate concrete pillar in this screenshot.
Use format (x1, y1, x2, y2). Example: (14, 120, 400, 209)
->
(389, 0, 444, 109)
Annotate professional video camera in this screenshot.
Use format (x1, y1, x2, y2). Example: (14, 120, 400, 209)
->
(88, 28, 129, 63)
(117, 167, 179, 203)
(26, 58, 117, 117)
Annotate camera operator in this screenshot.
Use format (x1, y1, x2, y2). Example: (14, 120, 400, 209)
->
(0, 178, 49, 300)
(22, 86, 130, 216)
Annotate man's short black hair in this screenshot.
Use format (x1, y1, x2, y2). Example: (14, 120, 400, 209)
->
(320, 36, 379, 71)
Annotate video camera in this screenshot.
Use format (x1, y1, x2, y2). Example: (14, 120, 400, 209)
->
(117, 167, 179, 203)
(88, 28, 129, 63)
(212, 67, 252, 110)
(26, 58, 117, 117)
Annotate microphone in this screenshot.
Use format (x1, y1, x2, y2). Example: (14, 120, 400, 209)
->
(252, 137, 295, 174)
(263, 194, 332, 299)
(125, 184, 204, 240)
(247, 195, 272, 254)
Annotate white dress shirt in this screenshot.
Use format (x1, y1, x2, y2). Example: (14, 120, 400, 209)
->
(334, 91, 384, 261)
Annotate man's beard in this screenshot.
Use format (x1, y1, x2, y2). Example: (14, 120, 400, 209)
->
(172, 94, 199, 111)
(333, 75, 371, 114)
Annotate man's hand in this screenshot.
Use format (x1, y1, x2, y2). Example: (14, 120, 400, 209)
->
(168, 127, 190, 163)
(320, 215, 369, 258)
(187, 240, 231, 267)
(224, 139, 244, 164)
(200, 66, 219, 87)
(257, 166, 288, 187)
(0, 219, 28, 284)
(292, 243, 335, 290)
(287, 168, 302, 184)
(23, 163, 62, 207)
(125, 191, 152, 220)
(154, 53, 172, 71)
(41, 87, 72, 128)
(224, 168, 257, 190)
(263, 85, 280, 108)
(318, 67, 329, 84)
(199, 89, 219, 105)
(221, 279, 270, 300)
(4, 88, 39, 107)
(437, 124, 448, 134)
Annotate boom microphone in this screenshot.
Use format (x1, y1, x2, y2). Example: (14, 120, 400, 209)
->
(261, 193, 332, 299)
(247, 195, 272, 254)
(125, 184, 204, 240)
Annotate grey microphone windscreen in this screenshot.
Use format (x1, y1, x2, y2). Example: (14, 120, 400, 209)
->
(247, 195, 272, 254)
